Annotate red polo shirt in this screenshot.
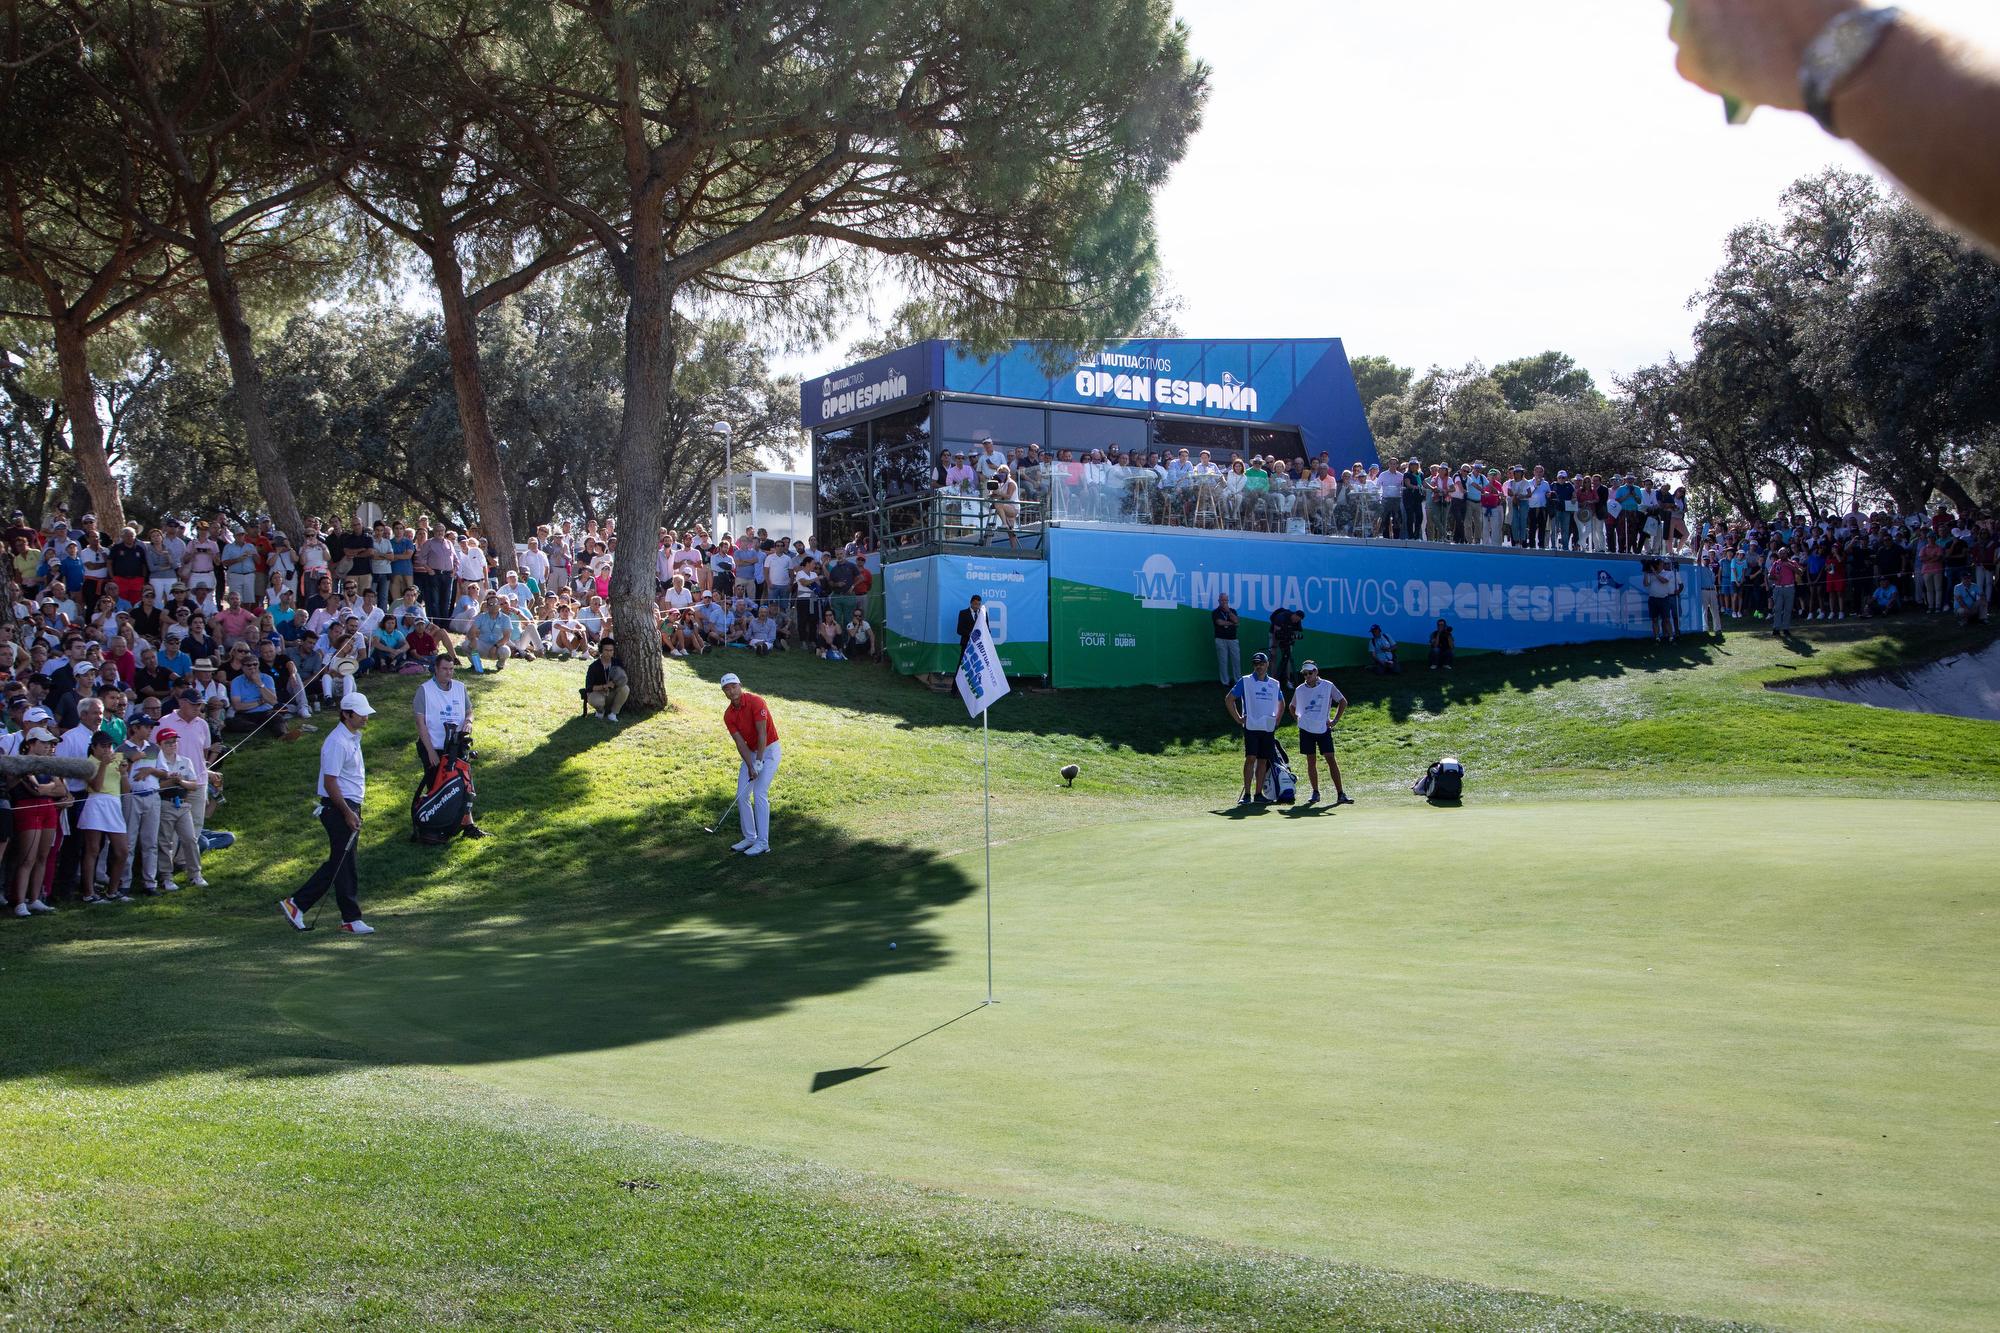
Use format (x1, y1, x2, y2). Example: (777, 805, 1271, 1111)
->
(724, 691, 778, 747)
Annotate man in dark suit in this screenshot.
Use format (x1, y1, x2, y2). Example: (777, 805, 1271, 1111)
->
(955, 594, 983, 664)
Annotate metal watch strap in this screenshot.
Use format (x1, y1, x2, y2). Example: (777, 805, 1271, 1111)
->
(1802, 7, 1903, 138)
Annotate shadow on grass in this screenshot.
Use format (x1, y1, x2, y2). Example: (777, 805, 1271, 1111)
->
(667, 636, 1746, 752)
(0, 747, 979, 1087)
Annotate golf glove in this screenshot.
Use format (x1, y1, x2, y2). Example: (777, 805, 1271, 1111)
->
(751, 760, 763, 779)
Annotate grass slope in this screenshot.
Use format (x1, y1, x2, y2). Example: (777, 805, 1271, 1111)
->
(2, 620, 1995, 1331)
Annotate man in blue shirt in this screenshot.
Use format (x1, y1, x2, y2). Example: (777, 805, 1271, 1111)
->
(469, 594, 513, 673)
(224, 660, 277, 733)
(1224, 651, 1285, 805)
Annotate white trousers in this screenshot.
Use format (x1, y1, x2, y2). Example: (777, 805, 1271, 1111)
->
(736, 740, 781, 844)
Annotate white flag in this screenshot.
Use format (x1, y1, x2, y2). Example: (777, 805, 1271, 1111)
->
(954, 606, 1011, 718)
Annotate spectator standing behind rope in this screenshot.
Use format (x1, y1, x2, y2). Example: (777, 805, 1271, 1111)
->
(720, 673, 779, 857)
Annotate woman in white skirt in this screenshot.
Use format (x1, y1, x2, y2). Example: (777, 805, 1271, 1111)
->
(77, 731, 132, 904)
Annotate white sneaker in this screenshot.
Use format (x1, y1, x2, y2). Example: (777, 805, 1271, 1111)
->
(731, 836, 756, 852)
(606, 713, 619, 722)
(340, 920, 376, 935)
(26, 900, 53, 915)
(744, 840, 769, 857)
(190, 874, 209, 888)
(279, 897, 308, 931)
(11, 904, 28, 918)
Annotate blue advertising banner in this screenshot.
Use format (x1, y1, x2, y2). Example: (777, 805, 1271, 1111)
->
(883, 553, 1050, 676)
(1047, 526, 1698, 687)
(801, 342, 937, 427)
(802, 339, 1377, 468)
(941, 339, 1376, 467)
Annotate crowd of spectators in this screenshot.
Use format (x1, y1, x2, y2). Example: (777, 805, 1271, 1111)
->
(929, 441, 1698, 553)
(1, 504, 880, 920)
(1690, 510, 1995, 632)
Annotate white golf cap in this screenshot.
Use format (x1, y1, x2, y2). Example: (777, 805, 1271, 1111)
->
(1302, 660, 1319, 672)
(718, 673, 742, 688)
(341, 692, 377, 716)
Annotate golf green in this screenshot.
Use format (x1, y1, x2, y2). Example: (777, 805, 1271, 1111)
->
(282, 796, 2000, 1333)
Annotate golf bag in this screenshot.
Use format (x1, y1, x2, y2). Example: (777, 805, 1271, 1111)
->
(1413, 756, 1464, 803)
(1261, 736, 1298, 805)
(411, 724, 476, 845)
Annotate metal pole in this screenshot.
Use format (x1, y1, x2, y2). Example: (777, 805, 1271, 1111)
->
(726, 437, 735, 538)
(983, 706, 994, 1005)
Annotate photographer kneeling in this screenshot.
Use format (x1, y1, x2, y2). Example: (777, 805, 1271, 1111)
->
(583, 638, 630, 723)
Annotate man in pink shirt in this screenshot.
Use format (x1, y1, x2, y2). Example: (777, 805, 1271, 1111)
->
(1768, 547, 1801, 633)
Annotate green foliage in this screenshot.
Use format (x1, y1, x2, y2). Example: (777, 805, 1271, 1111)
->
(1627, 170, 2000, 517)
(1493, 350, 1599, 411)
(1347, 353, 1413, 413)
(108, 286, 800, 529)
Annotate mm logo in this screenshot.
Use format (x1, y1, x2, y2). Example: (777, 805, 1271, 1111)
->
(1135, 554, 1181, 610)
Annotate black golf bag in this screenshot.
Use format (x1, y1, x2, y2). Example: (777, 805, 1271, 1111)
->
(1261, 736, 1298, 805)
(1413, 756, 1464, 803)
(412, 724, 476, 844)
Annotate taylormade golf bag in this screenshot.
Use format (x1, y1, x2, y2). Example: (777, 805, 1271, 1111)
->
(411, 724, 475, 845)
(1262, 736, 1298, 805)
(1413, 756, 1464, 803)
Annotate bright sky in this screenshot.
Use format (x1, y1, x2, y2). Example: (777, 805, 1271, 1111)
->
(1152, 0, 2000, 389)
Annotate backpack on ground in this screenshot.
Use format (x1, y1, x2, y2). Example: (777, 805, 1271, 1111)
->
(1262, 736, 1297, 805)
(1413, 756, 1464, 803)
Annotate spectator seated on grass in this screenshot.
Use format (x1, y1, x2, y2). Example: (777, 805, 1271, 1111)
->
(468, 594, 513, 673)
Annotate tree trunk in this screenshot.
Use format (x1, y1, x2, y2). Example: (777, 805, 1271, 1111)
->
(607, 208, 672, 711)
(182, 195, 306, 545)
(1931, 467, 1980, 519)
(431, 244, 518, 574)
(49, 318, 127, 532)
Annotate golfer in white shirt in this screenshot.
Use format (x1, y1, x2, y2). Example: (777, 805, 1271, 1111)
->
(1289, 661, 1353, 806)
(1225, 652, 1285, 804)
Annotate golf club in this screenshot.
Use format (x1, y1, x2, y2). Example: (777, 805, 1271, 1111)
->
(700, 791, 738, 835)
(304, 828, 359, 931)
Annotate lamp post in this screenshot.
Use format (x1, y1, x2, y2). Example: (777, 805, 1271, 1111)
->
(712, 421, 735, 538)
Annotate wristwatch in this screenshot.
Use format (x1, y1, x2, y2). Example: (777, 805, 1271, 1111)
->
(1801, 6, 1903, 138)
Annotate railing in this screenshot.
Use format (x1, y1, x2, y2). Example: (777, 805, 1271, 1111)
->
(882, 491, 1046, 558)
(880, 476, 1688, 558)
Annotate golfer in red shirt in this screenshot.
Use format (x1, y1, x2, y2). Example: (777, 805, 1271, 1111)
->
(720, 672, 779, 856)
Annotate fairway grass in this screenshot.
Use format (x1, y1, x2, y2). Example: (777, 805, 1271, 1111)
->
(3, 622, 1996, 1331)
(280, 799, 2000, 1333)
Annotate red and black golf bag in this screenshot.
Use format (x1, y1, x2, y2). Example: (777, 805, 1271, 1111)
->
(411, 724, 476, 845)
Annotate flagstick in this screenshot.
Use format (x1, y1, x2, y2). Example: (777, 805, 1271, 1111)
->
(982, 706, 995, 1005)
